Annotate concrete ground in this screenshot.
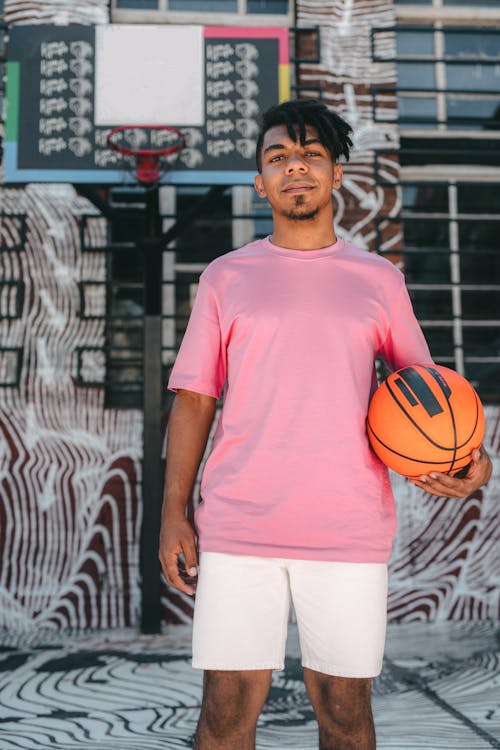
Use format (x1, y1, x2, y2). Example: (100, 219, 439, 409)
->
(0, 622, 498, 749)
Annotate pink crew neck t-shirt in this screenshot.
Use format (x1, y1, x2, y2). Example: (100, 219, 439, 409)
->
(168, 236, 433, 563)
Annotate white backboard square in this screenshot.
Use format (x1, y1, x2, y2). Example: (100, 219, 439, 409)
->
(95, 25, 204, 126)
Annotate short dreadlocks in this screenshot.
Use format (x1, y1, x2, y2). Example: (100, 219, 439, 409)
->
(255, 99, 353, 172)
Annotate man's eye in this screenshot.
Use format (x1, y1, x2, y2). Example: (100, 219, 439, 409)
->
(269, 155, 283, 162)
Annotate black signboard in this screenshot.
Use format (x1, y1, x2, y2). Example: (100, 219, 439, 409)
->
(5, 25, 289, 183)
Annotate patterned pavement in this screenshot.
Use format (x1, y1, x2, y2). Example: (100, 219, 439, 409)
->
(0, 622, 498, 749)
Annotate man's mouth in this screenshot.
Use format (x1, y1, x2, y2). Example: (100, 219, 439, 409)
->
(283, 183, 315, 194)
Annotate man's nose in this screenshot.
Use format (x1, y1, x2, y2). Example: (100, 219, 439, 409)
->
(286, 152, 307, 173)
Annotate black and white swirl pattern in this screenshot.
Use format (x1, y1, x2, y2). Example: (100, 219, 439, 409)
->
(0, 623, 499, 748)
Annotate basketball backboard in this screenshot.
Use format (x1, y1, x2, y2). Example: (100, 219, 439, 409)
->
(4, 24, 290, 185)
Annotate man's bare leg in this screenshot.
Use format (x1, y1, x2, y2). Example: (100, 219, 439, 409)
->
(193, 669, 272, 750)
(304, 669, 376, 750)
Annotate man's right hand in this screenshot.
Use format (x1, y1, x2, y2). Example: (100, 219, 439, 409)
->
(159, 389, 216, 596)
(159, 517, 199, 595)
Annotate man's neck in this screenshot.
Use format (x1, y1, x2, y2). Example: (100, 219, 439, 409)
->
(270, 221, 337, 251)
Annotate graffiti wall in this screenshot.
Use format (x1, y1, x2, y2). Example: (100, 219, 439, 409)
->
(0, 185, 142, 631)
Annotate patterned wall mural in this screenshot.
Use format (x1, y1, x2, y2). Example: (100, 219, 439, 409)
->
(297, 0, 401, 254)
(0, 185, 142, 631)
(0, 0, 498, 633)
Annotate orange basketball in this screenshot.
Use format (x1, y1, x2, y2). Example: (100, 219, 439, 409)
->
(367, 364, 485, 478)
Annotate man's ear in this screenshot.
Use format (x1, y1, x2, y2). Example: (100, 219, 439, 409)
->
(254, 174, 266, 198)
(332, 163, 343, 190)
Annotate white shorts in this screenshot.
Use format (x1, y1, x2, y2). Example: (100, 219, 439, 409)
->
(192, 552, 388, 678)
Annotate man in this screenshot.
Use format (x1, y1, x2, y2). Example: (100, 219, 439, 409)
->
(159, 99, 492, 750)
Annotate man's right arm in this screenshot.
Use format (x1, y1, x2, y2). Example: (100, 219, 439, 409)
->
(159, 388, 216, 595)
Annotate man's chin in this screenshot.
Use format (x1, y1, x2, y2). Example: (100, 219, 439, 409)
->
(282, 208, 319, 221)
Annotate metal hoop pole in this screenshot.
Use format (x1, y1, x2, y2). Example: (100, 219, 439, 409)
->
(140, 185, 163, 634)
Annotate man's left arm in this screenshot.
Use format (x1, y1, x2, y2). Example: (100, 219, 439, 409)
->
(410, 446, 492, 498)
(380, 278, 493, 499)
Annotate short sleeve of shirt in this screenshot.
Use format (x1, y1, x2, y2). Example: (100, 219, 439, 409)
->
(379, 280, 433, 370)
(168, 274, 226, 399)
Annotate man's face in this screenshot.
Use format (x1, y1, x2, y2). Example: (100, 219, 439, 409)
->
(254, 124, 343, 221)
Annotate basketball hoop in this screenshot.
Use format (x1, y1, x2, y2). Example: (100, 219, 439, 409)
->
(106, 125, 186, 186)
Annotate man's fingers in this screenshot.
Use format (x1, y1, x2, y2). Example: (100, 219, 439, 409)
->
(158, 523, 199, 595)
(410, 470, 465, 497)
(410, 477, 463, 498)
(408, 442, 493, 499)
(164, 550, 197, 595)
(471, 447, 481, 463)
(180, 537, 199, 578)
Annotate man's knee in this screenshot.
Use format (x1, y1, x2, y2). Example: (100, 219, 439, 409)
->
(304, 671, 375, 745)
(199, 669, 272, 736)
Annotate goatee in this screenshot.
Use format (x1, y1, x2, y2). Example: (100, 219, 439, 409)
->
(282, 195, 319, 221)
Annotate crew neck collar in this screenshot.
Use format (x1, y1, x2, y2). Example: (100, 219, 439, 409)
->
(264, 235, 344, 259)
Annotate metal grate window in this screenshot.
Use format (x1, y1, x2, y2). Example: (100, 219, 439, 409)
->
(375, 181, 500, 403)
(0, 211, 26, 389)
(111, 0, 292, 24)
(76, 186, 235, 409)
(372, 26, 500, 134)
(114, 0, 289, 9)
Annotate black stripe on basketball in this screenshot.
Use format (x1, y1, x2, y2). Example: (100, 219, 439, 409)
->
(385, 373, 455, 452)
(385, 365, 480, 454)
(427, 366, 452, 400)
(395, 377, 418, 406)
(397, 367, 444, 417)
